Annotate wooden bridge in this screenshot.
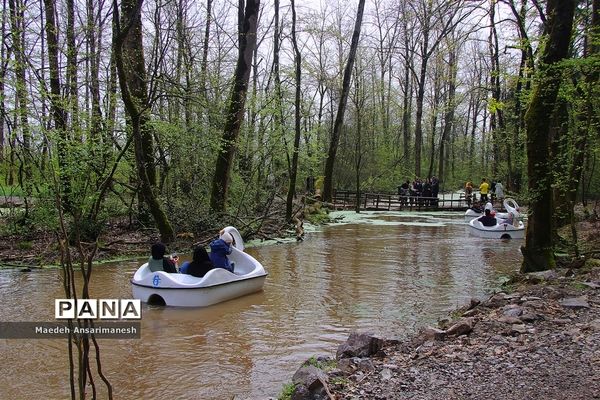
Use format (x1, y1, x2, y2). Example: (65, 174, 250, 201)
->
(332, 190, 468, 211)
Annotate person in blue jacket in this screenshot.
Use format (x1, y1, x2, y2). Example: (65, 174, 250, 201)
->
(209, 231, 234, 272)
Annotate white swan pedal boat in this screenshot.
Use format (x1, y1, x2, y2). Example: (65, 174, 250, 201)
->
(468, 218, 525, 239)
(464, 208, 509, 220)
(131, 227, 267, 307)
(464, 198, 520, 221)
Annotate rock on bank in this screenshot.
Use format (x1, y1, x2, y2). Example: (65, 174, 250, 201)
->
(287, 263, 600, 400)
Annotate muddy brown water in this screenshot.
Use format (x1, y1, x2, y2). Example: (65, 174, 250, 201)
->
(0, 212, 522, 399)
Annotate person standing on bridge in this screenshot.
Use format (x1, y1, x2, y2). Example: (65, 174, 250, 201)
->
(465, 181, 474, 206)
(431, 176, 440, 206)
(423, 179, 432, 206)
(494, 181, 505, 205)
(479, 178, 490, 203)
(399, 180, 410, 206)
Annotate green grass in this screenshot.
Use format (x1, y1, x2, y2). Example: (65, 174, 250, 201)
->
(330, 376, 350, 386)
(303, 356, 337, 371)
(570, 281, 592, 291)
(277, 382, 296, 400)
(17, 241, 33, 250)
(0, 184, 24, 197)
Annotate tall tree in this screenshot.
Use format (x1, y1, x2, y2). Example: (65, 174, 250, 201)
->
(0, 0, 10, 162)
(66, 0, 79, 134)
(86, 0, 104, 142)
(504, 0, 535, 191)
(199, 0, 212, 100)
(286, 0, 303, 221)
(488, 0, 508, 181)
(554, 0, 600, 249)
(411, 0, 465, 178)
(43, 0, 71, 210)
(323, 0, 366, 202)
(209, 0, 260, 212)
(400, 3, 415, 166)
(521, 0, 577, 272)
(8, 0, 32, 183)
(113, 0, 175, 243)
(438, 40, 458, 184)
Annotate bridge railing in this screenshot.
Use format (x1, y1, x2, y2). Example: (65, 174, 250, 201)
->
(332, 190, 468, 211)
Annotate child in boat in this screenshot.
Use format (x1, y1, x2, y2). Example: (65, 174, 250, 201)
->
(209, 231, 235, 272)
(484, 202, 496, 217)
(148, 242, 178, 273)
(179, 246, 214, 278)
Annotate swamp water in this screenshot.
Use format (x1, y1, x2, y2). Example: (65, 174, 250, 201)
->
(0, 211, 522, 399)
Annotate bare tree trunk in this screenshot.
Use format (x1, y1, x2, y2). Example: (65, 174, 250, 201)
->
(86, 0, 104, 141)
(286, 0, 302, 221)
(507, 0, 535, 191)
(8, 0, 32, 183)
(401, 12, 413, 167)
(555, 0, 599, 252)
(43, 0, 72, 211)
(427, 59, 442, 178)
(113, 0, 175, 243)
(209, 0, 260, 212)
(272, 0, 284, 149)
(521, 0, 577, 273)
(353, 64, 365, 214)
(323, 0, 366, 202)
(569, 0, 599, 206)
(411, 0, 466, 178)
(0, 0, 8, 162)
(488, 0, 508, 180)
(66, 0, 79, 136)
(438, 44, 457, 182)
(200, 0, 212, 99)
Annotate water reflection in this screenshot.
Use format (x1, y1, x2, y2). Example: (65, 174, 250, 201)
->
(0, 212, 522, 399)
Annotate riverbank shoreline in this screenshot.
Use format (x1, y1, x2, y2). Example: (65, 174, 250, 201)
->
(0, 216, 301, 269)
(285, 259, 600, 400)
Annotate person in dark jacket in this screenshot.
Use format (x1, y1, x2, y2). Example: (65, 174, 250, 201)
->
(477, 209, 497, 227)
(179, 246, 214, 278)
(209, 231, 234, 272)
(148, 242, 178, 273)
(423, 179, 432, 206)
(431, 176, 440, 206)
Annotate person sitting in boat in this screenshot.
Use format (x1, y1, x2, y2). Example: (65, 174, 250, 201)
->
(501, 211, 519, 227)
(148, 242, 178, 273)
(209, 231, 235, 272)
(179, 246, 214, 278)
(477, 209, 497, 227)
(484, 201, 496, 217)
(469, 200, 483, 214)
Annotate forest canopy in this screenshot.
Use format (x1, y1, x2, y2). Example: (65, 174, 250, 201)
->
(0, 0, 598, 242)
